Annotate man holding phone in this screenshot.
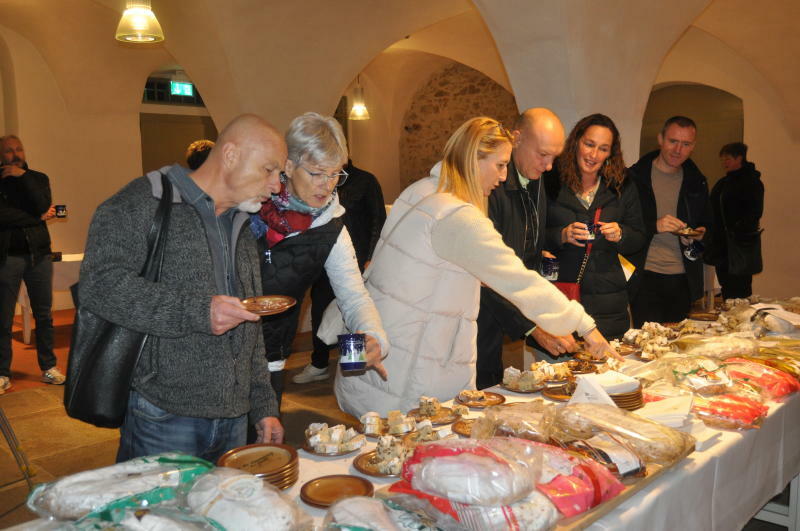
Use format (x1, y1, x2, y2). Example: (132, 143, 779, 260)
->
(0, 135, 63, 394)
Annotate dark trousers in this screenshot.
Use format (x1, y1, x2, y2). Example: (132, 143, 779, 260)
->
(476, 307, 505, 390)
(309, 272, 337, 369)
(630, 270, 691, 327)
(0, 254, 56, 377)
(715, 264, 752, 300)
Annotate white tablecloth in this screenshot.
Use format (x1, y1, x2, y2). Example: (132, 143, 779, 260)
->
(287, 389, 799, 530)
(10, 386, 798, 530)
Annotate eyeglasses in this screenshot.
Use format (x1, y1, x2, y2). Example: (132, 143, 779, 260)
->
(300, 165, 349, 187)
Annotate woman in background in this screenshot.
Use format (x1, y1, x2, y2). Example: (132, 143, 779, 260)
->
(704, 142, 764, 299)
(543, 113, 646, 339)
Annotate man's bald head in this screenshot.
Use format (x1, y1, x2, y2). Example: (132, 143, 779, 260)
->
(193, 114, 287, 215)
(216, 114, 283, 152)
(511, 107, 566, 180)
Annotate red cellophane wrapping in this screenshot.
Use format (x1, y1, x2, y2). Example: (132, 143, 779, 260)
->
(724, 357, 800, 399)
(692, 393, 769, 430)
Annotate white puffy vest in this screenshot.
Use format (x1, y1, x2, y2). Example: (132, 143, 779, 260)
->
(335, 178, 481, 417)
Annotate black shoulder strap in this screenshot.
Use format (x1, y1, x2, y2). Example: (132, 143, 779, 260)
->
(140, 172, 173, 281)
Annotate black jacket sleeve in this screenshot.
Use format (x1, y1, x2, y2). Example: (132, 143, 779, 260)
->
(617, 179, 647, 256)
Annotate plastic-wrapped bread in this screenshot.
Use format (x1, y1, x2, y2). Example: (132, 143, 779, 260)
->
(555, 403, 695, 465)
(27, 453, 213, 521)
(471, 400, 555, 442)
(186, 468, 305, 530)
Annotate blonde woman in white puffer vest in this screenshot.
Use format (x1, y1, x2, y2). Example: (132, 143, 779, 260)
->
(320, 117, 617, 417)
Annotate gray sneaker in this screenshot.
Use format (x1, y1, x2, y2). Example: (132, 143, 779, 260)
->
(0, 376, 10, 394)
(41, 367, 66, 385)
(292, 364, 329, 384)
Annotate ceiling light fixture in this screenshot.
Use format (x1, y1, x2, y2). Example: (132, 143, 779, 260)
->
(349, 77, 370, 121)
(115, 0, 165, 43)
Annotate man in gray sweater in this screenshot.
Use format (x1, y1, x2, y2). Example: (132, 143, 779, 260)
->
(79, 115, 287, 462)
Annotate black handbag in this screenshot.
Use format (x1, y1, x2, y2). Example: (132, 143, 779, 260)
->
(64, 173, 172, 428)
(721, 190, 763, 276)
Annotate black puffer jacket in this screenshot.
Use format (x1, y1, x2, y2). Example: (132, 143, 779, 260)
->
(543, 170, 646, 339)
(258, 218, 343, 361)
(627, 151, 710, 301)
(0, 168, 52, 266)
(704, 161, 763, 271)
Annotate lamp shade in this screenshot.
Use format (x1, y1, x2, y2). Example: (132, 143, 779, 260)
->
(115, 1, 164, 43)
(349, 86, 370, 120)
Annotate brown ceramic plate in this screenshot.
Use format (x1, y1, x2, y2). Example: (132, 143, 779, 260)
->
(500, 383, 543, 394)
(451, 419, 474, 437)
(542, 388, 572, 402)
(567, 360, 597, 374)
(241, 295, 297, 316)
(302, 442, 362, 457)
(408, 407, 459, 425)
(353, 450, 401, 478)
(455, 391, 506, 408)
(300, 474, 374, 508)
(217, 443, 297, 475)
(671, 227, 703, 238)
(687, 311, 720, 322)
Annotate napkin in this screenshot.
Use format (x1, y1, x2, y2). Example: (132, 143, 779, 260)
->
(589, 370, 640, 394)
(637, 395, 693, 428)
(569, 375, 617, 406)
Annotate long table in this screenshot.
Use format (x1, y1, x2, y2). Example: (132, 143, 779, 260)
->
(288, 388, 800, 530)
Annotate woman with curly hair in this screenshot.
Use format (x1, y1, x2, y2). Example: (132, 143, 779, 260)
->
(542, 113, 646, 339)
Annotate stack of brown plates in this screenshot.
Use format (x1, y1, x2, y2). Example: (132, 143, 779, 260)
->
(609, 385, 644, 411)
(217, 443, 299, 490)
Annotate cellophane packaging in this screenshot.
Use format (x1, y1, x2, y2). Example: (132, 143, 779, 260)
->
(387, 437, 623, 530)
(692, 393, 769, 430)
(180, 467, 310, 531)
(27, 453, 213, 522)
(723, 357, 800, 399)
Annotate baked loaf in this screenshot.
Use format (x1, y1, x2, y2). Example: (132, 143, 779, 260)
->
(555, 403, 695, 465)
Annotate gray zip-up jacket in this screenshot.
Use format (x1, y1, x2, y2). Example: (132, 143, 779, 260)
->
(79, 167, 277, 423)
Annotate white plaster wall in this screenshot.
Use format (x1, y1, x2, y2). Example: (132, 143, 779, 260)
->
(473, 0, 711, 157)
(0, 24, 157, 310)
(655, 27, 797, 297)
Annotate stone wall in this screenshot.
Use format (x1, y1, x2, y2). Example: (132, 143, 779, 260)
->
(399, 62, 518, 185)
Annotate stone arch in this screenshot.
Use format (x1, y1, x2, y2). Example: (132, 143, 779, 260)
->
(398, 62, 518, 185)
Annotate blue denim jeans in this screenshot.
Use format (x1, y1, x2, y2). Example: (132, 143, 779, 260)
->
(0, 254, 56, 377)
(116, 391, 247, 464)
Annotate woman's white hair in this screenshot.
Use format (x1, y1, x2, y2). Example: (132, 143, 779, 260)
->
(286, 112, 348, 167)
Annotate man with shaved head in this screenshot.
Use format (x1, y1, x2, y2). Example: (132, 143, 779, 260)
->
(79, 114, 288, 461)
(476, 108, 577, 388)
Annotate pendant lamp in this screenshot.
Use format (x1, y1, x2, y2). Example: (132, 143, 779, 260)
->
(115, 0, 165, 43)
(349, 78, 370, 120)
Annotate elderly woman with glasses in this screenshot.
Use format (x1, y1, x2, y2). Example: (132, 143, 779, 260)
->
(251, 112, 388, 402)
(320, 117, 617, 417)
